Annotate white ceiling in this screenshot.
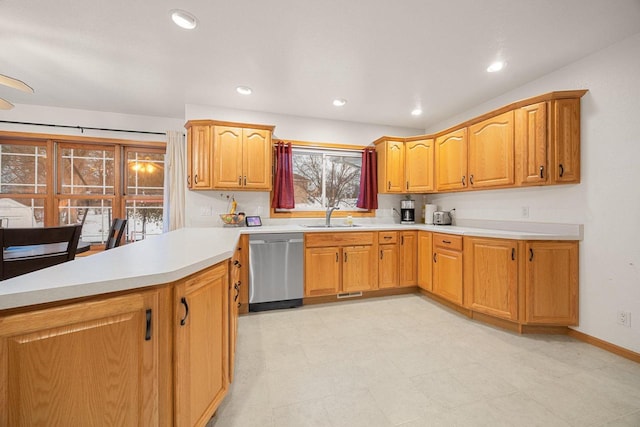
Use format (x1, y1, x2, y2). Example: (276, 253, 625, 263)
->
(1, 0, 640, 129)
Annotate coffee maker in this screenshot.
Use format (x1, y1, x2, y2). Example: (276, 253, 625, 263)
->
(400, 199, 415, 224)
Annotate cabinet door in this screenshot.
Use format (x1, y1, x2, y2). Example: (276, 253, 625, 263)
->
(243, 128, 272, 189)
(343, 245, 377, 292)
(229, 245, 244, 383)
(188, 124, 212, 189)
(383, 140, 405, 193)
(406, 139, 434, 192)
(525, 242, 578, 325)
(305, 246, 341, 296)
(515, 102, 548, 185)
(399, 231, 417, 286)
(0, 291, 160, 427)
(435, 128, 468, 191)
(433, 247, 463, 305)
(417, 231, 433, 291)
(213, 126, 244, 189)
(551, 99, 581, 184)
(174, 263, 229, 427)
(465, 238, 518, 321)
(468, 111, 515, 188)
(378, 243, 399, 289)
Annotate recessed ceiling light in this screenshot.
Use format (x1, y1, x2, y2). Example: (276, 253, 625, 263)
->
(487, 61, 506, 73)
(236, 86, 253, 95)
(170, 9, 198, 30)
(411, 108, 423, 116)
(333, 98, 347, 107)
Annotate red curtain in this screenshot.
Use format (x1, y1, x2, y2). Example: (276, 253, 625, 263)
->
(356, 147, 378, 209)
(271, 142, 295, 209)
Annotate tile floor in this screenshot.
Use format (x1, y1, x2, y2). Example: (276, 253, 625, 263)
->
(208, 294, 640, 427)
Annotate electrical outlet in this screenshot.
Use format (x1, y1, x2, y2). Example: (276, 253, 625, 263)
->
(521, 206, 530, 218)
(617, 311, 631, 327)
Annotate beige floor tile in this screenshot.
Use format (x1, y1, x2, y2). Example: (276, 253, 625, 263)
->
(321, 389, 394, 427)
(368, 376, 440, 425)
(602, 410, 640, 427)
(266, 364, 335, 408)
(272, 400, 333, 427)
(485, 392, 571, 427)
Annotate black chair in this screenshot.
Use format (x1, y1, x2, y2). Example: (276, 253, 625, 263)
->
(0, 224, 83, 280)
(105, 218, 127, 250)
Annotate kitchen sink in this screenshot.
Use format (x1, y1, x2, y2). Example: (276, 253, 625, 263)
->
(302, 224, 362, 228)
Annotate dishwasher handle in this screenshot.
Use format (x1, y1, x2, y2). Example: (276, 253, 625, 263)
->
(250, 239, 303, 244)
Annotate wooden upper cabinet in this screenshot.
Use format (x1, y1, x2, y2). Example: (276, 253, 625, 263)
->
(186, 123, 212, 189)
(0, 290, 161, 427)
(435, 128, 468, 191)
(405, 138, 434, 192)
(464, 237, 518, 321)
(550, 99, 581, 184)
(185, 120, 274, 191)
(515, 102, 548, 185)
(524, 241, 578, 325)
(213, 126, 244, 189)
(376, 139, 405, 193)
(468, 111, 515, 189)
(243, 128, 272, 189)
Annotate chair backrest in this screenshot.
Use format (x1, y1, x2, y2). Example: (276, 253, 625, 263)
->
(0, 224, 83, 280)
(105, 218, 127, 250)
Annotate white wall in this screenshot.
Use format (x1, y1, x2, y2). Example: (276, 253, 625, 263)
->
(184, 105, 421, 227)
(0, 104, 184, 141)
(425, 32, 640, 353)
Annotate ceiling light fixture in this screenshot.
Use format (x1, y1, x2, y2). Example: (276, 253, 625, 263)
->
(487, 61, 506, 73)
(170, 9, 198, 30)
(332, 98, 347, 107)
(411, 108, 423, 116)
(236, 86, 252, 95)
(0, 74, 34, 110)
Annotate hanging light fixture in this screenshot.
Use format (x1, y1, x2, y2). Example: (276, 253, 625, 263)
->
(0, 74, 34, 110)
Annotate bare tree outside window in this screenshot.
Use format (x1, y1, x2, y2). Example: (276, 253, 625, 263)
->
(291, 148, 363, 210)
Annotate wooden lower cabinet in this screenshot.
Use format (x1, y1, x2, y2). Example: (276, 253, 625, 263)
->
(0, 290, 162, 427)
(417, 231, 433, 291)
(378, 231, 399, 289)
(305, 232, 377, 296)
(399, 231, 417, 286)
(524, 241, 578, 325)
(433, 247, 464, 305)
(464, 237, 518, 321)
(174, 262, 229, 427)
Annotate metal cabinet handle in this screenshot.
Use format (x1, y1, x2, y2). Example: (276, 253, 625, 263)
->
(406, 181, 409, 190)
(233, 259, 241, 268)
(529, 248, 534, 262)
(380, 250, 383, 260)
(383, 236, 392, 240)
(539, 165, 544, 178)
(180, 297, 189, 326)
(559, 164, 564, 177)
(442, 240, 451, 244)
(145, 309, 152, 341)
(187, 175, 191, 186)
(512, 248, 515, 261)
(238, 176, 242, 185)
(433, 253, 437, 263)
(336, 252, 339, 262)
(462, 176, 466, 186)
(388, 181, 391, 190)
(194, 174, 198, 184)
(344, 252, 348, 262)
(244, 176, 247, 186)
(401, 236, 404, 245)
(470, 174, 474, 185)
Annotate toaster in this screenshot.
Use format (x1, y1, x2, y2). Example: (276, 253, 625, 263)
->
(433, 211, 452, 225)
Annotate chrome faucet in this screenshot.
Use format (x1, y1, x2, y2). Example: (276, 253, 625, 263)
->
(325, 206, 340, 227)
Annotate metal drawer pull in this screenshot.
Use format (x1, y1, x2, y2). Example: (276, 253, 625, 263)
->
(145, 309, 152, 341)
(180, 297, 189, 326)
(512, 248, 515, 261)
(539, 165, 544, 178)
(433, 253, 437, 263)
(529, 248, 534, 262)
(470, 174, 474, 185)
(442, 240, 451, 244)
(559, 164, 564, 177)
(194, 174, 198, 184)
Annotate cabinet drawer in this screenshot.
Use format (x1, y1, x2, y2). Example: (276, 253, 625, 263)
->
(305, 232, 375, 248)
(433, 233, 463, 251)
(378, 231, 398, 244)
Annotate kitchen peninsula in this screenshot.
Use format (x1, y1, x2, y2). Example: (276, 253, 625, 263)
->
(0, 221, 580, 426)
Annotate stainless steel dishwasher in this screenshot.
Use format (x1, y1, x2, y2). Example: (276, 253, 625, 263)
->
(249, 233, 304, 312)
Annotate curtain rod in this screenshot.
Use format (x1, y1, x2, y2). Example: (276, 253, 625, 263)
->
(0, 120, 167, 136)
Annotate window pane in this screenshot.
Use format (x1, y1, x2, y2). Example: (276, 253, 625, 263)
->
(60, 147, 115, 195)
(291, 149, 362, 211)
(58, 198, 113, 244)
(0, 144, 47, 194)
(127, 151, 164, 196)
(0, 197, 45, 227)
(126, 200, 163, 241)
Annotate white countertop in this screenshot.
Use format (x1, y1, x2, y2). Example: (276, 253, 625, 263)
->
(0, 221, 582, 311)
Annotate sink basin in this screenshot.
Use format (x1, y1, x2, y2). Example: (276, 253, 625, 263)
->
(302, 224, 361, 228)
